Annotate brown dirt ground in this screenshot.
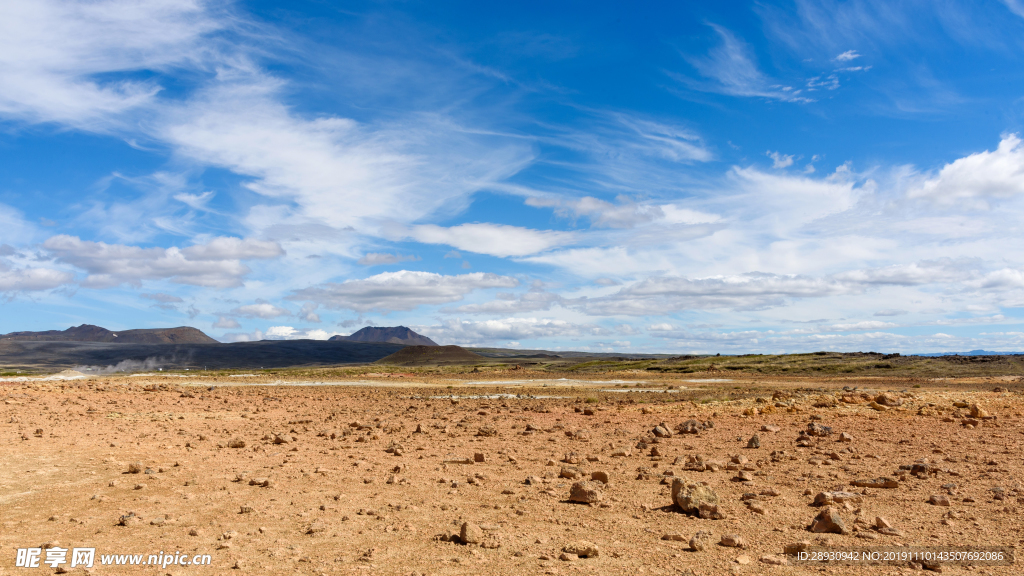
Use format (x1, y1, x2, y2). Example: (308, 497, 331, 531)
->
(2, 372, 1023, 575)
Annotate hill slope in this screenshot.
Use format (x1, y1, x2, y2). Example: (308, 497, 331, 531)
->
(0, 324, 217, 344)
(0, 339, 405, 371)
(330, 326, 437, 346)
(375, 345, 482, 366)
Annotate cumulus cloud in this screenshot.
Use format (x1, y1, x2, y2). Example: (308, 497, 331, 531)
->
(229, 302, 290, 319)
(444, 286, 563, 314)
(766, 150, 794, 169)
(576, 273, 854, 316)
(0, 266, 74, 292)
(908, 134, 1024, 206)
(43, 235, 283, 288)
(357, 252, 419, 266)
(213, 316, 241, 329)
(397, 223, 573, 257)
(290, 270, 518, 312)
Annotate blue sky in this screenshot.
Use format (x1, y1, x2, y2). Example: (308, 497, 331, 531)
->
(3, 0, 1024, 353)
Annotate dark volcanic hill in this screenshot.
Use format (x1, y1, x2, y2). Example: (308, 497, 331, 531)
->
(0, 324, 217, 344)
(329, 326, 437, 346)
(0, 339, 405, 371)
(375, 345, 483, 366)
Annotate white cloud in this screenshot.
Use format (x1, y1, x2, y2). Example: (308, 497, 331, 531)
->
(678, 24, 811, 103)
(833, 50, 861, 62)
(163, 82, 533, 234)
(290, 270, 518, 312)
(826, 320, 897, 331)
(230, 302, 290, 319)
(140, 292, 183, 303)
(766, 151, 795, 169)
(213, 316, 241, 329)
(0, 265, 74, 292)
(399, 223, 573, 257)
(525, 196, 664, 229)
(418, 317, 607, 345)
(444, 287, 563, 314)
(357, 252, 419, 266)
(576, 273, 853, 316)
(908, 134, 1024, 206)
(0, 0, 223, 128)
(43, 235, 283, 288)
(298, 302, 320, 323)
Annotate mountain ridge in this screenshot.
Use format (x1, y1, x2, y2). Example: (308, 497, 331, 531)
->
(329, 326, 437, 346)
(0, 324, 218, 344)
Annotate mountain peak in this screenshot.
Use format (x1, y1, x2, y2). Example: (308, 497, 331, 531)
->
(329, 326, 437, 346)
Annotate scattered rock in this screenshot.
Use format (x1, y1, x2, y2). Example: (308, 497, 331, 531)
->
(227, 438, 246, 448)
(127, 462, 144, 474)
(568, 481, 603, 504)
(851, 477, 899, 489)
(812, 491, 862, 506)
(688, 528, 712, 549)
(672, 479, 723, 519)
(689, 530, 714, 551)
(746, 434, 760, 449)
(928, 494, 951, 506)
(563, 541, 599, 558)
(809, 507, 847, 534)
(720, 534, 745, 548)
(460, 522, 482, 544)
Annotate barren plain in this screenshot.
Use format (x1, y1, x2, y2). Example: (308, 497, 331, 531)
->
(2, 363, 1024, 575)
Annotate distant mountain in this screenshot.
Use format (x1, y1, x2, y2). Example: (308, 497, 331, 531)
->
(329, 326, 437, 346)
(0, 324, 218, 344)
(376, 345, 482, 366)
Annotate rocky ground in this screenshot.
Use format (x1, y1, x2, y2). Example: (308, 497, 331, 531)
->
(1, 373, 1023, 575)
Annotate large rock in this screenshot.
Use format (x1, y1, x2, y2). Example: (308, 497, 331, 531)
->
(809, 507, 847, 534)
(568, 481, 603, 504)
(672, 479, 721, 518)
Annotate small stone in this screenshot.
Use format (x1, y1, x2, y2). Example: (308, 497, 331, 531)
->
(127, 462, 144, 474)
(563, 541, 599, 558)
(227, 438, 246, 448)
(473, 453, 485, 463)
(591, 471, 610, 483)
(652, 425, 672, 438)
(460, 522, 482, 544)
(809, 507, 847, 534)
(760, 554, 788, 565)
(568, 481, 603, 504)
(929, 494, 951, 506)
(851, 477, 898, 489)
(690, 530, 714, 551)
(875, 393, 903, 407)
(735, 554, 751, 565)
(746, 435, 760, 449)
(812, 491, 862, 506)
(969, 404, 990, 418)
(838, 432, 853, 442)
(662, 533, 686, 541)
(761, 424, 781, 433)
(720, 534, 745, 548)
(784, 540, 812, 555)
